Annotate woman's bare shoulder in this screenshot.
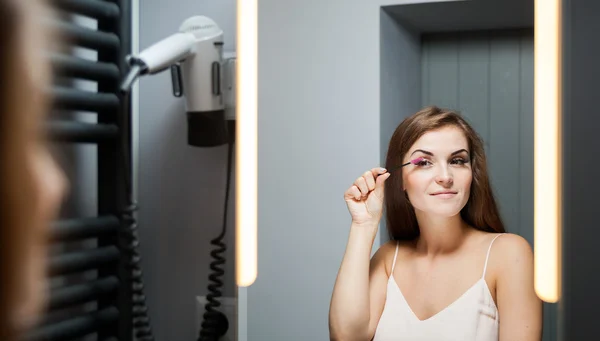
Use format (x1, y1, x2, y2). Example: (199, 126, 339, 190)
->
(489, 233, 532, 254)
(371, 239, 415, 276)
(493, 233, 533, 261)
(371, 240, 397, 264)
(486, 233, 534, 279)
(371, 239, 404, 276)
(377, 239, 416, 256)
(471, 231, 530, 250)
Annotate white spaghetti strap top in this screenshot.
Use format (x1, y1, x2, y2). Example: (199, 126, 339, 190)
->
(373, 234, 504, 341)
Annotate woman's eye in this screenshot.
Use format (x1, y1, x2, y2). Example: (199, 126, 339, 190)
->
(417, 159, 432, 166)
(451, 158, 468, 165)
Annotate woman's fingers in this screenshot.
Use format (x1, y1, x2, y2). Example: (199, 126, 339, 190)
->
(354, 176, 368, 197)
(344, 185, 362, 201)
(362, 170, 375, 191)
(372, 172, 391, 199)
(352, 167, 388, 199)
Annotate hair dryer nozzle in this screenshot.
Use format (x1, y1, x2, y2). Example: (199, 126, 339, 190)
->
(120, 64, 143, 94)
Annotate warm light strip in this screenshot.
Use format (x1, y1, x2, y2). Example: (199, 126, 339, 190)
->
(534, 0, 562, 303)
(236, 0, 258, 287)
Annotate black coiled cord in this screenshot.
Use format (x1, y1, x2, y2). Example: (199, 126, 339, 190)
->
(121, 201, 155, 341)
(118, 88, 234, 341)
(198, 121, 235, 341)
(121, 140, 233, 341)
(118, 89, 156, 341)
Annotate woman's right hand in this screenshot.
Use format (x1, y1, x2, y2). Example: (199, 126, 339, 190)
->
(344, 167, 391, 226)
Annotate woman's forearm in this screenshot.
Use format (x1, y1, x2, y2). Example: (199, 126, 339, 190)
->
(329, 223, 378, 341)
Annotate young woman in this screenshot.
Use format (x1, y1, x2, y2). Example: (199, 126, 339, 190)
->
(0, 1, 68, 340)
(329, 106, 542, 341)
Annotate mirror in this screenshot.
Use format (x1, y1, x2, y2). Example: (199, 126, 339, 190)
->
(133, 0, 563, 341)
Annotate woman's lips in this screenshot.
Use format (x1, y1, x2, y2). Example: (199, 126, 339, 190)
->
(430, 191, 458, 198)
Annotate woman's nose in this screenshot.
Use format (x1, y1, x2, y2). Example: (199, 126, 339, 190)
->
(435, 166, 453, 186)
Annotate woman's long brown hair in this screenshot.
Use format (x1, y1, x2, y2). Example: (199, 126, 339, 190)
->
(0, 1, 56, 340)
(383, 106, 506, 241)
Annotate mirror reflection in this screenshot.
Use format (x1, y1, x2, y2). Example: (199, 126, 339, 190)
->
(331, 106, 542, 341)
(2, 0, 580, 340)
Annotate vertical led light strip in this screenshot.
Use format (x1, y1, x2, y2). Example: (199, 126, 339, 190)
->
(534, 0, 562, 303)
(236, 0, 258, 287)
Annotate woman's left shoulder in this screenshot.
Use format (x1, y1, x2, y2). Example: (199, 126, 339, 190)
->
(488, 233, 534, 274)
(492, 233, 533, 256)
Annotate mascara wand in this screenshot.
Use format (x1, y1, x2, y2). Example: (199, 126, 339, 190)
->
(387, 157, 424, 174)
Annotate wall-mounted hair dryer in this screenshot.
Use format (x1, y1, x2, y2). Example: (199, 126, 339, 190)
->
(118, 15, 235, 341)
(120, 15, 229, 147)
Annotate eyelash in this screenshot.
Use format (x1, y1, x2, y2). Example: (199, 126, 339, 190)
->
(416, 158, 469, 167)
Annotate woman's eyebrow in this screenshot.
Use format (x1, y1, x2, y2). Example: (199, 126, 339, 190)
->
(409, 148, 469, 157)
(410, 149, 433, 156)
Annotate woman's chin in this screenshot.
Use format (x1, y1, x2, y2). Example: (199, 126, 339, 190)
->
(415, 205, 466, 219)
(12, 281, 49, 331)
(13, 305, 43, 332)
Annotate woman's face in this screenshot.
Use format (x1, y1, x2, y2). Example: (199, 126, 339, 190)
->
(14, 144, 67, 329)
(402, 125, 472, 218)
(11, 5, 69, 329)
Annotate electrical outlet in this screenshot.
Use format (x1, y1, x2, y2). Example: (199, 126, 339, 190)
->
(196, 296, 237, 341)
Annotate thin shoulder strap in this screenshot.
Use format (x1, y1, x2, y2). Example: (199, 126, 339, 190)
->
(391, 241, 400, 274)
(482, 234, 504, 279)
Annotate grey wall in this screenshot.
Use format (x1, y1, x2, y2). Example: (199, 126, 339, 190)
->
(137, 1, 237, 340)
(560, 0, 600, 339)
(379, 8, 422, 244)
(385, 0, 533, 33)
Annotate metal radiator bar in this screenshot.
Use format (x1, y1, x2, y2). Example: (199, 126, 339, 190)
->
(51, 0, 120, 21)
(48, 276, 120, 311)
(51, 87, 120, 112)
(49, 246, 120, 276)
(51, 216, 120, 242)
(47, 121, 119, 143)
(50, 20, 120, 52)
(25, 307, 119, 341)
(50, 53, 120, 83)
(97, 0, 134, 339)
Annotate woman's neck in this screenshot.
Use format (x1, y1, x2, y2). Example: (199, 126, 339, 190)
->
(413, 210, 470, 256)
